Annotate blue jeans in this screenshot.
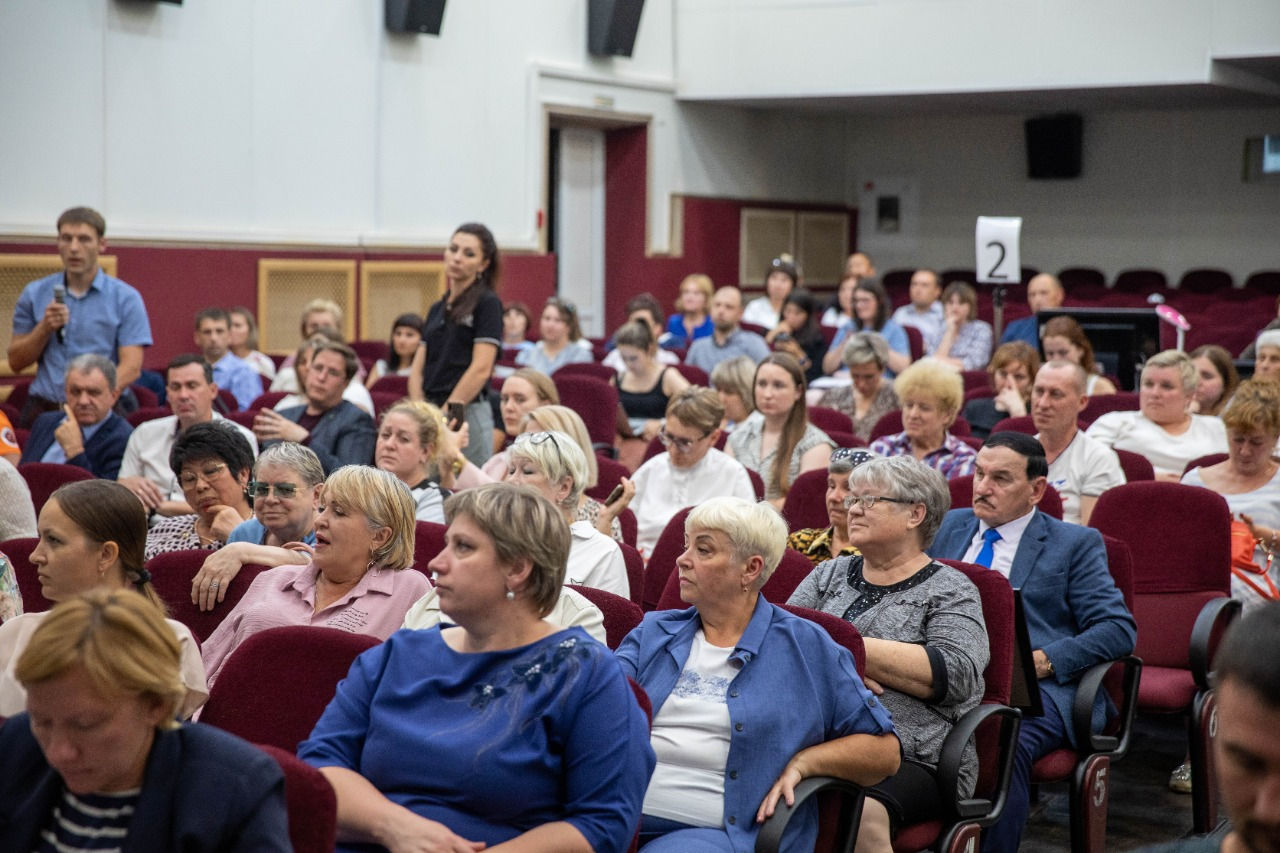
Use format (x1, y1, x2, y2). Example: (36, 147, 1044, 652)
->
(982, 688, 1069, 853)
(638, 815, 735, 852)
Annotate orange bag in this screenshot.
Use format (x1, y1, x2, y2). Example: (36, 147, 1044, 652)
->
(1231, 520, 1278, 600)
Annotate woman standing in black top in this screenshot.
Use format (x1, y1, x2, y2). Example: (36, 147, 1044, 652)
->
(410, 223, 504, 467)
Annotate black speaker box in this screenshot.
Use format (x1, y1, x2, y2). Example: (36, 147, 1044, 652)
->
(1025, 114, 1083, 179)
(386, 0, 445, 35)
(588, 0, 646, 57)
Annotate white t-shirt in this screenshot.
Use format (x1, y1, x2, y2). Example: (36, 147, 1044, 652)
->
(643, 630, 738, 827)
(1085, 411, 1228, 479)
(741, 297, 781, 330)
(630, 449, 756, 558)
(566, 520, 629, 599)
(1039, 430, 1126, 525)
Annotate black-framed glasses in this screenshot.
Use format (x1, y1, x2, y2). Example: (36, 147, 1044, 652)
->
(514, 431, 565, 469)
(831, 447, 876, 467)
(178, 463, 228, 489)
(844, 494, 914, 511)
(658, 427, 710, 454)
(248, 481, 300, 500)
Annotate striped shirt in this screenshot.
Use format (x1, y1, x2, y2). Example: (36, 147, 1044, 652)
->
(38, 789, 139, 852)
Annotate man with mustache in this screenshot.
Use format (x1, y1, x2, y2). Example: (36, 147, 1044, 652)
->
(928, 431, 1135, 853)
(19, 353, 133, 479)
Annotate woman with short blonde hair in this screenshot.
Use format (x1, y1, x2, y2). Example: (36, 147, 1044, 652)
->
(871, 358, 976, 480)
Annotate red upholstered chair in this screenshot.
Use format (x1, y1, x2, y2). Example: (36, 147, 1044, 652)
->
(585, 454, 630, 503)
(1079, 392, 1139, 426)
(989, 415, 1036, 436)
(1244, 270, 1280, 295)
(617, 507, 638, 549)
(1183, 453, 1228, 477)
(618, 541, 644, 607)
(643, 507, 693, 612)
(130, 384, 160, 409)
(1177, 268, 1234, 294)
(413, 521, 447, 577)
(127, 405, 173, 428)
(225, 409, 259, 430)
(249, 391, 288, 411)
(1113, 448, 1155, 482)
(1088, 482, 1237, 833)
(960, 371, 990, 393)
(780, 468, 830, 533)
(673, 363, 710, 387)
(255, 744, 338, 853)
(370, 391, 400, 417)
(1, 537, 45, 614)
(18, 462, 95, 515)
(1027, 530, 1143, 853)
(145, 550, 271, 645)
(825, 430, 866, 451)
(904, 325, 925, 362)
(1112, 268, 1169, 295)
(656, 548, 813, 611)
(809, 406, 854, 436)
(369, 374, 409, 396)
(201, 626, 380, 751)
(556, 362, 617, 382)
(566, 584, 642, 650)
(552, 374, 620, 457)
(1058, 267, 1107, 292)
(350, 339, 390, 365)
(963, 387, 996, 406)
(746, 468, 765, 501)
(215, 388, 239, 413)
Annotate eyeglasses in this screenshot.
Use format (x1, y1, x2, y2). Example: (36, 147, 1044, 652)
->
(514, 431, 565, 469)
(178, 463, 229, 489)
(844, 494, 915, 511)
(831, 447, 876, 467)
(658, 427, 710, 454)
(248, 481, 300, 500)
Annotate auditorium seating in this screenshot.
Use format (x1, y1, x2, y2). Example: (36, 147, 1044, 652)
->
(145, 550, 272, 644)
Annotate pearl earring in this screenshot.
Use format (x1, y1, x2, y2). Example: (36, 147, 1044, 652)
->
(505, 587, 515, 601)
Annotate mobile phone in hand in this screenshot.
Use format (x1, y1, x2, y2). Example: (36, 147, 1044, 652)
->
(447, 402, 465, 430)
(605, 483, 626, 505)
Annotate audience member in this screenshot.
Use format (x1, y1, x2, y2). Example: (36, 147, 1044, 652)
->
(823, 277, 912, 376)
(454, 368, 558, 485)
(0, 409, 20, 466)
(602, 293, 679, 370)
(0, 461, 37, 544)
(507, 430, 628, 596)
(409, 223, 503, 466)
(201, 466, 428, 687)
(817, 332, 900, 442)
(300, 483, 655, 853)
(1001, 273, 1064, 347)
(765, 288, 827, 382)
(871, 358, 976, 480)
(962, 342, 1040, 440)
(786, 447, 874, 564)
(376, 400, 450, 523)
(501, 301, 535, 355)
(118, 354, 258, 519)
(20, 353, 132, 479)
(227, 305, 276, 381)
(0, 552, 20, 623)
(0, 480, 208, 718)
(685, 286, 771, 374)
(891, 268, 945, 342)
(629, 387, 755, 557)
(929, 432, 1136, 853)
(844, 251, 876, 279)
(790, 456, 989, 850)
(229, 441, 323, 546)
(1041, 315, 1118, 396)
(727, 353, 834, 506)
(1086, 349, 1228, 480)
(742, 256, 798, 329)
(1033, 361, 1125, 525)
(272, 331, 376, 414)
(522, 405, 631, 542)
(819, 269, 859, 329)
(267, 297, 348, 379)
(710, 355, 758, 432)
(258, 340, 377, 473)
(365, 312, 423, 388)
(0, 589, 288, 850)
(928, 281, 994, 371)
(613, 320, 690, 440)
(1250, 329, 1280, 382)
(193, 307, 262, 411)
(9, 207, 152, 427)
(1182, 381, 1280, 613)
(665, 273, 715, 348)
(516, 296, 593, 375)
(1239, 297, 1280, 359)
(618, 496, 899, 852)
(1189, 344, 1240, 416)
(145, 421, 255, 561)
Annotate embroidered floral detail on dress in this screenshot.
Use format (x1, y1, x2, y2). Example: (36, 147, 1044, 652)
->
(471, 682, 507, 710)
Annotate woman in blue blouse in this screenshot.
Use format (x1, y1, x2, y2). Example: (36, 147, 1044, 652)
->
(665, 274, 715, 348)
(823, 277, 912, 377)
(616, 496, 900, 853)
(299, 483, 654, 853)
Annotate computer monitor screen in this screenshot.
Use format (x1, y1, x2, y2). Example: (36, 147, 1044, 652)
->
(1035, 308, 1161, 391)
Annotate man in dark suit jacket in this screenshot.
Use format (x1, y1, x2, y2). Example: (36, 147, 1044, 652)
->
(928, 431, 1136, 853)
(19, 353, 133, 479)
(252, 340, 375, 474)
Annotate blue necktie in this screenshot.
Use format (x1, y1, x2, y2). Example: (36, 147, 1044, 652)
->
(975, 528, 1002, 568)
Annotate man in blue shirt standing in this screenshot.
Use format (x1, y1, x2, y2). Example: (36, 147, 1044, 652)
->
(194, 307, 264, 411)
(9, 207, 152, 427)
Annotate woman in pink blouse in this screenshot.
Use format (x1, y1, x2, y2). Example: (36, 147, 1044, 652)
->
(200, 465, 429, 687)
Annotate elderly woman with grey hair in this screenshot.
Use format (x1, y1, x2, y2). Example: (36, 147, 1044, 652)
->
(618, 496, 899, 853)
(817, 332, 899, 441)
(788, 455, 988, 852)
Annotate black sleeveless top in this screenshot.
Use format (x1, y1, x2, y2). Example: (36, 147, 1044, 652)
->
(617, 368, 672, 420)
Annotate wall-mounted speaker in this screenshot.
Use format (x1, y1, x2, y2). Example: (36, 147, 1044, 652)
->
(588, 0, 646, 57)
(1025, 114, 1083, 180)
(386, 0, 445, 35)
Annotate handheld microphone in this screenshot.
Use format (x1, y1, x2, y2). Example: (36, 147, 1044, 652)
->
(52, 285, 66, 344)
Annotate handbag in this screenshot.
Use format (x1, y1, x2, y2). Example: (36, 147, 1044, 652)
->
(1230, 520, 1278, 600)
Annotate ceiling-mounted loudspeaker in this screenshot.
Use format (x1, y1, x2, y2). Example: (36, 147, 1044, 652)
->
(588, 0, 646, 57)
(386, 0, 445, 35)
(1025, 113, 1083, 179)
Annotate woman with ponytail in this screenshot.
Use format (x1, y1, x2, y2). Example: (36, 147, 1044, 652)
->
(0, 480, 209, 717)
(612, 320, 690, 440)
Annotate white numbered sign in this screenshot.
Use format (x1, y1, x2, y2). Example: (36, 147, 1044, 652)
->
(976, 217, 1022, 284)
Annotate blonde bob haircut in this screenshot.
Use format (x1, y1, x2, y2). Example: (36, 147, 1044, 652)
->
(509, 430, 588, 511)
(1143, 349, 1198, 395)
(686, 496, 787, 590)
(1222, 380, 1280, 437)
(665, 386, 724, 436)
(322, 466, 416, 570)
(893, 357, 964, 416)
(17, 589, 185, 731)
(522, 405, 599, 488)
(674, 273, 714, 312)
(444, 483, 570, 618)
(710, 356, 756, 414)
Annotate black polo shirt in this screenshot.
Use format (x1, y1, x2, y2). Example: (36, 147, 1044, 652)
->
(419, 288, 503, 405)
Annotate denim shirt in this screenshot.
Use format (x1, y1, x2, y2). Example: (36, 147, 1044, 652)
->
(616, 596, 896, 853)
